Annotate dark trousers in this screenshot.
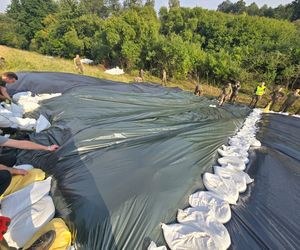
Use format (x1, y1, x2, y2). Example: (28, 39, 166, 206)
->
(229, 93, 238, 103)
(280, 100, 294, 112)
(249, 95, 262, 108)
(266, 98, 277, 111)
(0, 170, 11, 195)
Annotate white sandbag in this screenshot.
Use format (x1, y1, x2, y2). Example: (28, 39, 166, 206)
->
(0, 115, 11, 127)
(203, 173, 239, 204)
(36, 114, 51, 133)
(2, 103, 24, 117)
(12, 91, 32, 102)
(0, 106, 14, 117)
(217, 148, 248, 158)
(213, 166, 247, 193)
(35, 93, 62, 102)
(17, 99, 40, 113)
(228, 137, 250, 148)
(177, 204, 229, 224)
(0, 177, 52, 219)
(176, 210, 231, 250)
(13, 164, 34, 171)
(250, 138, 261, 147)
(217, 157, 246, 171)
(222, 164, 254, 184)
(4, 195, 55, 248)
(81, 58, 94, 64)
(188, 191, 231, 224)
(221, 144, 249, 154)
(219, 155, 249, 164)
(148, 241, 167, 250)
(162, 220, 230, 250)
(8, 117, 36, 130)
(16, 93, 61, 113)
(162, 223, 217, 250)
(105, 66, 124, 75)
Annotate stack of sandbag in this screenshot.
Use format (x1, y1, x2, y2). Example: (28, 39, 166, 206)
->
(13, 92, 61, 113)
(151, 109, 262, 250)
(0, 92, 60, 131)
(104, 66, 124, 75)
(0, 164, 71, 249)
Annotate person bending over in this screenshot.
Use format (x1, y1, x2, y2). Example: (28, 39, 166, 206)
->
(219, 83, 232, 106)
(0, 72, 18, 103)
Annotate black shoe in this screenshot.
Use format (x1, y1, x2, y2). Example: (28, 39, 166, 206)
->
(27, 230, 56, 250)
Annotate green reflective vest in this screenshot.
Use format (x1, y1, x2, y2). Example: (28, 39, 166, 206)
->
(256, 86, 266, 96)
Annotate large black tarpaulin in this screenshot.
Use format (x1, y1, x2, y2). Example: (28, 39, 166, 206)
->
(6, 72, 300, 250)
(227, 113, 300, 249)
(7, 72, 249, 249)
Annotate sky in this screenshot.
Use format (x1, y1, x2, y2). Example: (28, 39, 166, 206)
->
(155, 0, 294, 10)
(0, 0, 294, 13)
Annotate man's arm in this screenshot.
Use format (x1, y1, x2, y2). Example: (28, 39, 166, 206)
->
(0, 86, 10, 101)
(2, 139, 58, 151)
(0, 164, 27, 175)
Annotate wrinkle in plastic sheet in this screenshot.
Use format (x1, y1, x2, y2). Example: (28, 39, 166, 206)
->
(10, 72, 250, 249)
(227, 114, 300, 250)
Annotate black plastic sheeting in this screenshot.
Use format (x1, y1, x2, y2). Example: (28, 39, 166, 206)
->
(6, 73, 300, 249)
(5, 72, 250, 249)
(227, 113, 300, 250)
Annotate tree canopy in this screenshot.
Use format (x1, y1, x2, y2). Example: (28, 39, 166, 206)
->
(1, 0, 300, 89)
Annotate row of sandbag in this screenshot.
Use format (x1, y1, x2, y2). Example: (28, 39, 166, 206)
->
(0, 92, 61, 131)
(0, 164, 71, 249)
(148, 109, 262, 250)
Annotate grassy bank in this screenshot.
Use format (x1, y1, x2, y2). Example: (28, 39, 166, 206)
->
(0, 45, 298, 113)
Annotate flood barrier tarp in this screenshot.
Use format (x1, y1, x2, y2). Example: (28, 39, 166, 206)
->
(227, 113, 300, 249)
(7, 72, 252, 249)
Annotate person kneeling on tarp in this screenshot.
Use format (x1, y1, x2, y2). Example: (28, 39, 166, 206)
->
(0, 72, 18, 103)
(0, 135, 58, 195)
(0, 165, 27, 196)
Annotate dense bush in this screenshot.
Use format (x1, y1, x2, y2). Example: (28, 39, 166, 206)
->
(1, 0, 300, 88)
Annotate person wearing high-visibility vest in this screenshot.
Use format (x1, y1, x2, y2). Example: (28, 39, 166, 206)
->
(249, 82, 266, 108)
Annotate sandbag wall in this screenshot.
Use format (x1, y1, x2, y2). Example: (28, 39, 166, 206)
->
(149, 109, 262, 250)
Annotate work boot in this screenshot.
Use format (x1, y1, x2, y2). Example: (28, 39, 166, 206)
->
(27, 230, 56, 250)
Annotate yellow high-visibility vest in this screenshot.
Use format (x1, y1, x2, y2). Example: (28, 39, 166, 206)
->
(256, 86, 266, 96)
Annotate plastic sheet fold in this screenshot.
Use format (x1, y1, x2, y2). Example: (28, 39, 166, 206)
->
(7, 72, 252, 249)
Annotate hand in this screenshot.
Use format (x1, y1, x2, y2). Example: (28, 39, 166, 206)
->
(4, 99, 11, 104)
(10, 168, 28, 176)
(47, 144, 59, 151)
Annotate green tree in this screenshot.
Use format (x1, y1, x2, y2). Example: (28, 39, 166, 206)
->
(247, 2, 259, 16)
(291, 0, 300, 20)
(232, 0, 246, 14)
(7, 0, 57, 48)
(123, 0, 143, 9)
(145, 0, 155, 8)
(217, 0, 233, 13)
(107, 0, 121, 14)
(0, 14, 27, 48)
(79, 0, 108, 17)
(169, 0, 180, 9)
